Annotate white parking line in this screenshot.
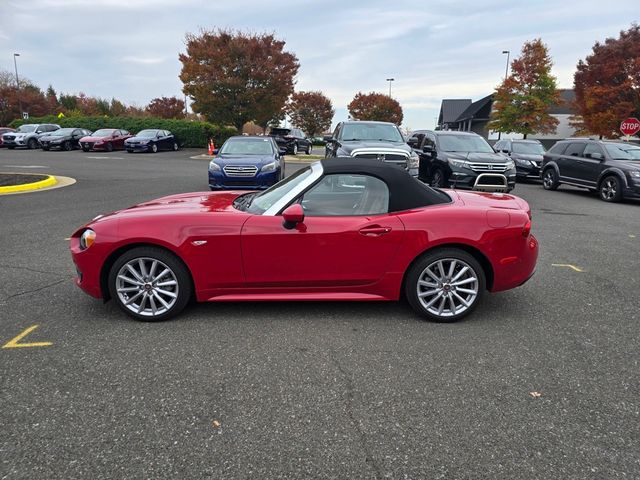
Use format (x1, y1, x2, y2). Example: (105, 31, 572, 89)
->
(85, 156, 124, 160)
(4, 165, 49, 168)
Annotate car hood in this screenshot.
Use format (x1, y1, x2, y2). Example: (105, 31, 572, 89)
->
(126, 136, 153, 142)
(339, 141, 410, 154)
(446, 152, 510, 163)
(512, 153, 543, 162)
(41, 134, 70, 141)
(212, 154, 275, 167)
(81, 136, 110, 142)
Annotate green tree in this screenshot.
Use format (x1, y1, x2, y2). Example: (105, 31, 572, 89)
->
(489, 39, 560, 138)
(287, 91, 334, 137)
(179, 29, 299, 130)
(348, 92, 403, 125)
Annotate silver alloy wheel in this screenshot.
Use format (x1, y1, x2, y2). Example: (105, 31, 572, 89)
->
(431, 170, 443, 187)
(173, 142, 178, 151)
(293, 143, 298, 155)
(416, 258, 479, 318)
(543, 170, 555, 188)
(115, 257, 179, 317)
(151, 143, 158, 153)
(601, 178, 616, 200)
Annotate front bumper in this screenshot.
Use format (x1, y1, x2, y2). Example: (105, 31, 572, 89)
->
(2, 138, 26, 147)
(82, 142, 107, 151)
(126, 143, 151, 152)
(208, 169, 280, 190)
(449, 168, 517, 192)
(623, 180, 640, 199)
(515, 163, 541, 179)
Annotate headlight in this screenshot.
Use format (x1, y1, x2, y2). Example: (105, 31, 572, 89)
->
(629, 170, 640, 178)
(79, 229, 96, 250)
(261, 161, 278, 172)
(408, 151, 419, 169)
(209, 161, 221, 171)
(448, 158, 470, 169)
(140, 140, 149, 144)
(95, 141, 103, 145)
(504, 160, 515, 170)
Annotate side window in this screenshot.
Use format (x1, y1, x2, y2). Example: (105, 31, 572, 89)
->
(47, 125, 58, 132)
(300, 174, 389, 216)
(113, 130, 121, 136)
(414, 133, 426, 148)
(424, 133, 437, 150)
(564, 143, 586, 158)
(333, 124, 340, 139)
(584, 143, 604, 159)
(165, 131, 172, 137)
(548, 142, 568, 155)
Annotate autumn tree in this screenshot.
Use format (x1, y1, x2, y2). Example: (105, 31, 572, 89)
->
(146, 96, 185, 119)
(489, 39, 560, 138)
(110, 98, 127, 116)
(179, 29, 299, 129)
(573, 24, 640, 138)
(287, 91, 334, 137)
(0, 69, 51, 123)
(348, 92, 403, 125)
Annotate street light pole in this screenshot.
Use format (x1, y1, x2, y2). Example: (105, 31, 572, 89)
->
(497, 50, 510, 141)
(13, 53, 23, 117)
(386, 78, 395, 97)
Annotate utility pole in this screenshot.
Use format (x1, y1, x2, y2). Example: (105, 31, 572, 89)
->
(497, 50, 510, 140)
(386, 78, 395, 97)
(13, 53, 23, 117)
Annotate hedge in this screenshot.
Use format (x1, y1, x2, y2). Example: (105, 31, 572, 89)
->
(9, 116, 237, 148)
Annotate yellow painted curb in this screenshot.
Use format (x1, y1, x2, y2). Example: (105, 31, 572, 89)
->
(0, 174, 57, 194)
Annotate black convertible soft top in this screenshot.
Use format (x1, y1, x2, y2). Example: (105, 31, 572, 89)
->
(320, 157, 451, 212)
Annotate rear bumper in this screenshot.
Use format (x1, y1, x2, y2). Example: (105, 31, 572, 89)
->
(491, 235, 539, 292)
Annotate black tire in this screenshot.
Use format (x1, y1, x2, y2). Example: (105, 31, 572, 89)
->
(430, 168, 445, 188)
(105, 142, 114, 152)
(108, 246, 192, 322)
(150, 143, 158, 153)
(599, 175, 622, 202)
(82, 146, 90, 152)
(405, 248, 486, 323)
(42, 147, 50, 151)
(127, 149, 133, 153)
(63, 141, 72, 151)
(542, 168, 559, 190)
(306, 144, 312, 155)
(292, 143, 298, 155)
(27, 138, 38, 149)
(7, 146, 15, 150)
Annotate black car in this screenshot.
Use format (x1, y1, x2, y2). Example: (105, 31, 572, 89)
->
(125, 129, 179, 153)
(269, 127, 312, 155)
(541, 138, 640, 202)
(324, 121, 419, 176)
(408, 130, 516, 192)
(494, 139, 545, 181)
(39, 128, 92, 151)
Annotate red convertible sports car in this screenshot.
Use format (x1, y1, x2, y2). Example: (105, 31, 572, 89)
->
(70, 158, 538, 322)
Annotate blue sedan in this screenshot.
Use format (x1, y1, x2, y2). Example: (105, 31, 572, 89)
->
(208, 136, 285, 190)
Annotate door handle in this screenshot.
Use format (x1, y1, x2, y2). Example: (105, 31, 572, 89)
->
(359, 225, 392, 236)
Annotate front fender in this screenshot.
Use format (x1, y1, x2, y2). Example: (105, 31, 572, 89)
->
(597, 167, 630, 188)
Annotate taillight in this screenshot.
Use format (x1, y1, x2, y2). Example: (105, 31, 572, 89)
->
(522, 219, 531, 237)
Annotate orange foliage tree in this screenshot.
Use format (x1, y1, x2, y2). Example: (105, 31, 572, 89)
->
(348, 92, 403, 125)
(287, 91, 334, 137)
(146, 96, 185, 119)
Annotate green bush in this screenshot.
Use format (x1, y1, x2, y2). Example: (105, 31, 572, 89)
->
(9, 116, 237, 148)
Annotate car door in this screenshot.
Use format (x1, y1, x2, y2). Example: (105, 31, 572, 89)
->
(240, 173, 405, 288)
(71, 129, 83, 148)
(577, 143, 606, 186)
(558, 142, 586, 183)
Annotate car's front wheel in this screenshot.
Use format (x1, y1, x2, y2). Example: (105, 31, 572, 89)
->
(63, 141, 72, 151)
(150, 143, 158, 153)
(108, 246, 192, 322)
(306, 144, 312, 155)
(405, 248, 485, 322)
(430, 168, 445, 188)
(27, 138, 38, 149)
(173, 142, 179, 151)
(542, 168, 559, 190)
(599, 175, 622, 202)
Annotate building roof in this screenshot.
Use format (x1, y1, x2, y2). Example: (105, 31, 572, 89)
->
(456, 94, 494, 122)
(438, 99, 472, 124)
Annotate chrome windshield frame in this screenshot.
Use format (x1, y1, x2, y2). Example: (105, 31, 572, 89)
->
(262, 161, 323, 216)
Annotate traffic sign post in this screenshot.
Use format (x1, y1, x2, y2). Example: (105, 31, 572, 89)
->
(620, 117, 640, 138)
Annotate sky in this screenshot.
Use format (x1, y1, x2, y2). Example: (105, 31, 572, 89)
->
(0, 0, 637, 130)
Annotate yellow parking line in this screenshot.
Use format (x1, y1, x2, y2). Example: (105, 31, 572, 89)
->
(551, 263, 584, 273)
(2, 325, 52, 349)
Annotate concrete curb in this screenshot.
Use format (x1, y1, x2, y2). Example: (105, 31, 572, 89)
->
(0, 174, 57, 194)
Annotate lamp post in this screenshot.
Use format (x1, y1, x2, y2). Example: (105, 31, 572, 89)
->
(386, 78, 395, 97)
(497, 50, 510, 140)
(13, 53, 23, 117)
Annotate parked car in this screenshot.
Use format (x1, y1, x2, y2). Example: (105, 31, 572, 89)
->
(408, 130, 516, 192)
(79, 129, 132, 152)
(269, 127, 312, 155)
(494, 139, 545, 181)
(1, 123, 60, 149)
(541, 138, 640, 202)
(0, 127, 15, 147)
(324, 121, 419, 176)
(209, 136, 284, 190)
(40, 128, 92, 151)
(125, 129, 178, 153)
(69, 157, 538, 323)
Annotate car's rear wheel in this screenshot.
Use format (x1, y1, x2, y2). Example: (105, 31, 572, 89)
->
(542, 168, 559, 190)
(151, 143, 158, 153)
(108, 247, 192, 322)
(599, 175, 622, 202)
(430, 168, 445, 188)
(405, 248, 485, 322)
(27, 138, 38, 149)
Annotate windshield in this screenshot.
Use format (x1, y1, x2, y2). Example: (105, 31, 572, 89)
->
(220, 138, 274, 155)
(605, 143, 640, 160)
(93, 129, 116, 137)
(137, 130, 158, 138)
(50, 128, 74, 136)
(438, 134, 494, 153)
(512, 142, 545, 155)
(244, 167, 313, 215)
(340, 123, 403, 142)
(17, 125, 36, 133)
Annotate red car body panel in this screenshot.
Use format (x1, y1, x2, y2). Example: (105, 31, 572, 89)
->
(79, 131, 132, 151)
(70, 189, 538, 304)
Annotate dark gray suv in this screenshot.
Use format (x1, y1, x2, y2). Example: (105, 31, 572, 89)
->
(541, 138, 640, 202)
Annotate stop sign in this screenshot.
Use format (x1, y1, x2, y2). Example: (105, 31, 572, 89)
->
(620, 117, 640, 136)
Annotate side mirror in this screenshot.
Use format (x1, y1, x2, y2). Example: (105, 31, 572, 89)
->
(592, 152, 604, 160)
(323, 135, 333, 143)
(282, 203, 304, 230)
(422, 144, 435, 154)
(407, 139, 417, 147)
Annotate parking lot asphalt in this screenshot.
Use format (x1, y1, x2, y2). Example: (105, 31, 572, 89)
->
(1, 148, 639, 479)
